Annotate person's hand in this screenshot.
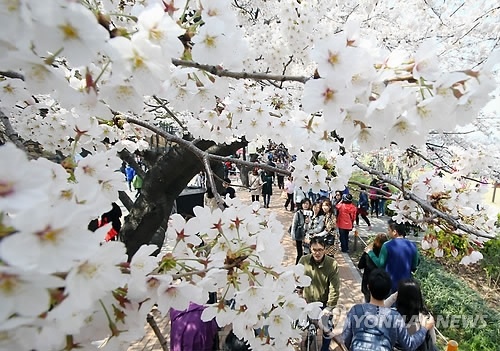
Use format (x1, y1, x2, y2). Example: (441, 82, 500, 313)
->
(320, 308, 332, 318)
(319, 308, 333, 333)
(423, 315, 435, 330)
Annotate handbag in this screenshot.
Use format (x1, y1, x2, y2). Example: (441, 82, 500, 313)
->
(325, 233, 335, 246)
(281, 191, 288, 200)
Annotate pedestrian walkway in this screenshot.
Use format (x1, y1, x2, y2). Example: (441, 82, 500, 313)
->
(128, 183, 366, 351)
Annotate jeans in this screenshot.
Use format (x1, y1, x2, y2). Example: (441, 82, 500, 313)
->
(338, 228, 350, 252)
(263, 194, 271, 208)
(378, 199, 387, 215)
(284, 193, 294, 210)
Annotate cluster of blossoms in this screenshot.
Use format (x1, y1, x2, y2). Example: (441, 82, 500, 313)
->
(0, 0, 499, 349)
(0, 143, 319, 350)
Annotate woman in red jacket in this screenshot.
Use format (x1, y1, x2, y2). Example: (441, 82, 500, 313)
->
(336, 194, 357, 253)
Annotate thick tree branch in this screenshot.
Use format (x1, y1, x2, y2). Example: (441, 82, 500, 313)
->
(171, 59, 310, 84)
(120, 118, 246, 259)
(124, 116, 291, 177)
(118, 190, 134, 211)
(353, 159, 495, 239)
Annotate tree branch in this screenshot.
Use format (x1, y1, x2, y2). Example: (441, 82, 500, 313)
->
(353, 159, 495, 239)
(118, 190, 134, 211)
(123, 116, 291, 177)
(0, 71, 25, 80)
(151, 95, 186, 130)
(146, 313, 168, 351)
(171, 59, 310, 84)
(0, 109, 26, 150)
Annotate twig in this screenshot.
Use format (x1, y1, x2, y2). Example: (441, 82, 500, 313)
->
(0, 109, 26, 151)
(171, 59, 310, 84)
(0, 71, 25, 80)
(452, 22, 480, 45)
(279, 55, 294, 88)
(423, 0, 444, 25)
(151, 95, 186, 130)
(449, 2, 465, 17)
(202, 155, 225, 209)
(146, 313, 169, 351)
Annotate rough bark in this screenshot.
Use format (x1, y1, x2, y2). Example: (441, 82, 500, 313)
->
(121, 139, 246, 259)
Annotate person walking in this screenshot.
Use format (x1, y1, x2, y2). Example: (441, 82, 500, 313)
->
(385, 279, 437, 349)
(261, 171, 273, 208)
(284, 176, 295, 211)
(369, 179, 380, 217)
(125, 164, 136, 191)
(356, 186, 372, 229)
(132, 173, 143, 198)
(293, 185, 306, 211)
(341, 269, 433, 351)
(335, 194, 357, 253)
(321, 199, 337, 249)
(290, 198, 312, 264)
(378, 182, 391, 216)
(298, 236, 340, 351)
(276, 158, 286, 190)
(303, 200, 325, 254)
(358, 233, 389, 302)
(368, 219, 420, 293)
(248, 168, 263, 203)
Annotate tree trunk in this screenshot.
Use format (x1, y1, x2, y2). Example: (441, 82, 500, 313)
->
(121, 139, 246, 259)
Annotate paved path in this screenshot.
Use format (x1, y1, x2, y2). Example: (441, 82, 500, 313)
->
(127, 182, 370, 351)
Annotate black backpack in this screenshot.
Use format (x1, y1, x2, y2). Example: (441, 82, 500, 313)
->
(350, 305, 392, 351)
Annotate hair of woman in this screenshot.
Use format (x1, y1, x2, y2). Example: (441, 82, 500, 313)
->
(372, 233, 388, 256)
(396, 278, 428, 323)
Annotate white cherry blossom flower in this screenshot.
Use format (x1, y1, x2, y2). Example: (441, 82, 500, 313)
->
(310, 34, 356, 80)
(0, 202, 99, 274)
(413, 39, 441, 81)
(31, 2, 109, 66)
(302, 77, 354, 115)
(136, 3, 185, 58)
(192, 18, 227, 66)
(156, 280, 204, 315)
(0, 143, 52, 212)
(0, 266, 63, 323)
(168, 213, 203, 247)
(65, 242, 128, 309)
(98, 80, 144, 115)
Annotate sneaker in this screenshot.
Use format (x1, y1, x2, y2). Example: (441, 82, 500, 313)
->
(368, 226, 372, 230)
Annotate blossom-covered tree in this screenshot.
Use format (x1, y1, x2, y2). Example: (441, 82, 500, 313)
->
(0, 0, 499, 350)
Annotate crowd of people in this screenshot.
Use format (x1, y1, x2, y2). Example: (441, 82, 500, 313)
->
(117, 145, 434, 351)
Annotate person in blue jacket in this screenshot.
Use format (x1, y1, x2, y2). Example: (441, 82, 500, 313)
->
(367, 219, 419, 293)
(125, 165, 136, 191)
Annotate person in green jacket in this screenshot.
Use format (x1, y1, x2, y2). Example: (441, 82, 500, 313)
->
(298, 236, 340, 351)
(367, 219, 419, 293)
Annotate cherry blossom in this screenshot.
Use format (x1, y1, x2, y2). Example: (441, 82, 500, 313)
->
(0, 0, 499, 349)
